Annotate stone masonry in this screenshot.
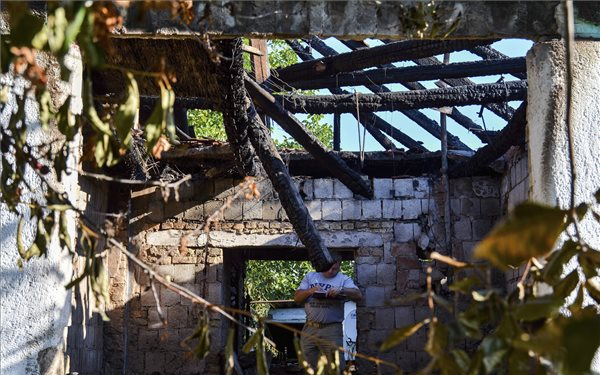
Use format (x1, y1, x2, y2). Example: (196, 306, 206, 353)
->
(104, 175, 501, 375)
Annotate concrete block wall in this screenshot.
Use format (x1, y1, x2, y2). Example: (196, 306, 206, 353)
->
(500, 148, 530, 292)
(104, 175, 502, 375)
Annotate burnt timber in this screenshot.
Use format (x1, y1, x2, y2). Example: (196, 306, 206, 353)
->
(274, 81, 527, 114)
(285, 58, 526, 91)
(218, 39, 335, 272)
(275, 39, 498, 83)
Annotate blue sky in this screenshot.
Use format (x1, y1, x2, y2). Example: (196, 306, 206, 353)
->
(271, 38, 533, 152)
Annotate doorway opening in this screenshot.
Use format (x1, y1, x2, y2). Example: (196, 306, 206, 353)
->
(223, 248, 357, 374)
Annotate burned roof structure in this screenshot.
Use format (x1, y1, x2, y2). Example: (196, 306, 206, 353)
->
(94, 17, 531, 270)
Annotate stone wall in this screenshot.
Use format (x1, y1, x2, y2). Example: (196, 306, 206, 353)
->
(102, 175, 501, 375)
(499, 147, 530, 293)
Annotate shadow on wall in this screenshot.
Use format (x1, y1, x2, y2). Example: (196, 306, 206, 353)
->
(65, 263, 225, 375)
(0, 215, 73, 375)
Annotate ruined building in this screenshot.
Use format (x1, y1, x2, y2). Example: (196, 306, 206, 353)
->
(1, 2, 599, 375)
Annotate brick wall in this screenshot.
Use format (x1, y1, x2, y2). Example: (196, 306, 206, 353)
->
(105, 175, 501, 375)
(500, 147, 530, 293)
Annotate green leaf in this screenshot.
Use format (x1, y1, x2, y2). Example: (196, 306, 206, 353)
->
(144, 83, 176, 151)
(243, 328, 263, 354)
(62, 4, 87, 54)
(224, 328, 235, 375)
(513, 296, 562, 321)
(425, 319, 448, 358)
(388, 292, 427, 305)
(457, 315, 481, 339)
(59, 211, 72, 253)
(474, 202, 568, 269)
(186, 314, 211, 360)
(480, 336, 508, 374)
(432, 293, 453, 313)
(16, 218, 27, 258)
(449, 349, 469, 372)
(294, 335, 314, 374)
(83, 79, 112, 135)
(380, 319, 429, 352)
(553, 269, 580, 298)
(9, 10, 47, 49)
(580, 254, 598, 279)
(543, 240, 578, 285)
(255, 333, 269, 375)
(472, 289, 496, 302)
(47, 7, 68, 53)
(113, 72, 139, 150)
(580, 248, 600, 267)
(562, 309, 600, 375)
(449, 276, 481, 294)
(568, 285, 584, 314)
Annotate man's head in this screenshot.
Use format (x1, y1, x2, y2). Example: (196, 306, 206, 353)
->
(321, 252, 342, 278)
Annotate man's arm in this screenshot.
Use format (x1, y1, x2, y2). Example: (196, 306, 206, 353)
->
(294, 286, 321, 304)
(341, 287, 362, 302)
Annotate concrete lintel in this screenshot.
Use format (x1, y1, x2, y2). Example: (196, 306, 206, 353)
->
(113, 1, 600, 40)
(196, 231, 383, 248)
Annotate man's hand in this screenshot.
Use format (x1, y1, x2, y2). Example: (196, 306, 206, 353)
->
(326, 287, 342, 298)
(294, 286, 323, 304)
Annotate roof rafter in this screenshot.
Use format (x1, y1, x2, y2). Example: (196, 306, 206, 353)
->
(274, 81, 527, 114)
(217, 39, 335, 272)
(275, 39, 498, 83)
(338, 39, 498, 143)
(450, 101, 527, 177)
(245, 75, 374, 198)
(285, 58, 526, 90)
(286, 40, 423, 152)
(302, 37, 477, 151)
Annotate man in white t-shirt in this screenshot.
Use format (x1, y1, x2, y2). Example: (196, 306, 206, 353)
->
(294, 253, 362, 371)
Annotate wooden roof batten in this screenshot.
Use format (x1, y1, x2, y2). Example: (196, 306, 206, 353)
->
(285, 39, 426, 153)
(294, 37, 472, 152)
(336, 39, 496, 145)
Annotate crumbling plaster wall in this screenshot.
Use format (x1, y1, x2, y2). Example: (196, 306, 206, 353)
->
(0, 49, 82, 375)
(106, 175, 501, 375)
(527, 40, 600, 371)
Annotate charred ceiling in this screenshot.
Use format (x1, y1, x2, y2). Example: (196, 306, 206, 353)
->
(94, 35, 528, 271)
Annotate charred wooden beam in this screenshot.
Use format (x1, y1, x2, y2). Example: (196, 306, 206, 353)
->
(274, 81, 527, 114)
(338, 39, 495, 144)
(286, 58, 526, 91)
(414, 56, 516, 121)
(245, 75, 374, 198)
(299, 38, 440, 151)
(276, 39, 498, 83)
(140, 95, 215, 110)
(450, 101, 527, 178)
(216, 39, 263, 177)
(219, 38, 334, 272)
(469, 45, 527, 79)
(287, 40, 401, 152)
(244, 102, 335, 271)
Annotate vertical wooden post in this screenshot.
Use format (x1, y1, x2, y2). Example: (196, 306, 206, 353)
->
(249, 39, 271, 128)
(333, 113, 341, 151)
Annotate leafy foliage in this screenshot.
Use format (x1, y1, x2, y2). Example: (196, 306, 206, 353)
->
(188, 109, 226, 141)
(187, 39, 333, 149)
(382, 197, 600, 375)
(245, 260, 353, 317)
(1, 1, 182, 319)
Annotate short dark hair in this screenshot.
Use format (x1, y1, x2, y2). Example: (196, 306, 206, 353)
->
(330, 252, 342, 263)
